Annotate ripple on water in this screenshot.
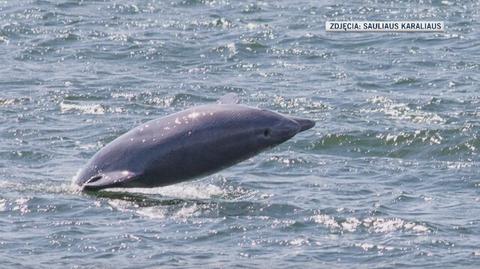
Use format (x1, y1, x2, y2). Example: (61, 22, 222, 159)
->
(364, 95, 446, 125)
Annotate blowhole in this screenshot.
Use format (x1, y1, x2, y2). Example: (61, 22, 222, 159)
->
(263, 128, 271, 137)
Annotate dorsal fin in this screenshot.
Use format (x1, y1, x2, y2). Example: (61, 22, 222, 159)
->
(218, 93, 239, 104)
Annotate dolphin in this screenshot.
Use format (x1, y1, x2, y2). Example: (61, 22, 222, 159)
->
(75, 94, 315, 191)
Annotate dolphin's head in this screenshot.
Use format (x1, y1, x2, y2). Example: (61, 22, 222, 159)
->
(252, 108, 315, 148)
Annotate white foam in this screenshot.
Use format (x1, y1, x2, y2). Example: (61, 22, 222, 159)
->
(226, 42, 237, 57)
(136, 206, 167, 220)
(289, 237, 310, 246)
(0, 35, 9, 44)
(147, 96, 175, 107)
(60, 102, 105, 115)
(111, 92, 136, 100)
(355, 242, 395, 252)
(107, 199, 137, 213)
(107, 198, 203, 220)
(174, 204, 201, 219)
(313, 214, 429, 234)
(364, 217, 405, 233)
(107, 183, 225, 200)
(246, 22, 258, 30)
(0, 180, 23, 189)
(312, 214, 340, 229)
(13, 197, 30, 214)
(356, 242, 375, 251)
(102, 183, 228, 220)
(342, 217, 361, 232)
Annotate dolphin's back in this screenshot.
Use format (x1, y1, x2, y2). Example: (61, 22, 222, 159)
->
(76, 104, 269, 189)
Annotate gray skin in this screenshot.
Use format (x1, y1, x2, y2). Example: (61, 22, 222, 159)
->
(75, 100, 315, 191)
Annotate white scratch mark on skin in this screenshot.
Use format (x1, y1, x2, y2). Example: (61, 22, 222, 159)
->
(188, 112, 200, 119)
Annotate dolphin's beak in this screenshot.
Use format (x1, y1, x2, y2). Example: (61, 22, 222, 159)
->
(289, 116, 315, 132)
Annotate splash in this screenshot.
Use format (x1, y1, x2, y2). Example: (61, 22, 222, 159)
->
(107, 182, 225, 200)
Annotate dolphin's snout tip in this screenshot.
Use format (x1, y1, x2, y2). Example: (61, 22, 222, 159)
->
(289, 116, 315, 133)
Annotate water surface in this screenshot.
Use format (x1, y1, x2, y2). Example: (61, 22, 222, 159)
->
(0, 0, 479, 268)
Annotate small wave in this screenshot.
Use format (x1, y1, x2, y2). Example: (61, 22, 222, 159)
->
(175, 0, 230, 7)
(209, 18, 233, 29)
(37, 32, 81, 47)
(287, 237, 310, 247)
(311, 214, 430, 234)
(164, 17, 234, 31)
(106, 3, 141, 14)
(0, 180, 79, 195)
(262, 155, 309, 170)
(392, 76, 419, 85)
(271, 95, 329, 113)
(212, 42, 238, 59)
(0, 98, 17, 106)
(269, 47, 332, 60)
(143, 95, 176, 107)
(354, 242, 395, 252)
(0, 199, 6, 212)
(0, 97, 31, 106)
(0, 150, 51, 162)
